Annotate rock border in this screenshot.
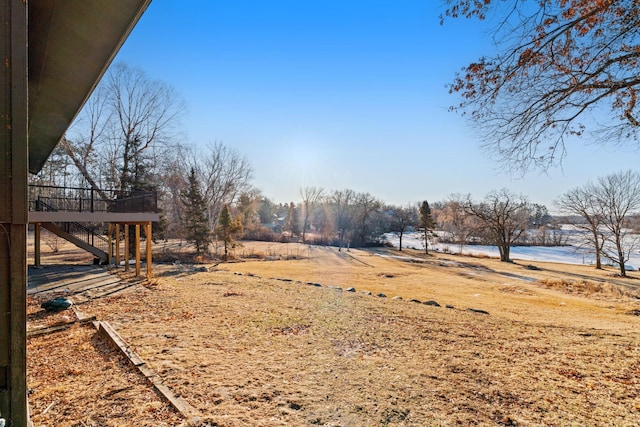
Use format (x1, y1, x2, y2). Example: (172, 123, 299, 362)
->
(232, 271, 489, 315)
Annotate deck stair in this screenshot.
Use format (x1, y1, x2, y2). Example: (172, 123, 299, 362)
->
(34, 198, 110, 261)
(40, 222, 109, 262)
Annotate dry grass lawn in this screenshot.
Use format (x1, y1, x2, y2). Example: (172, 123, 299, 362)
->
(27, 241, 640, 426)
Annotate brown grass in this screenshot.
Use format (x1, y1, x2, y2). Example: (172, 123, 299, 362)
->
(536, 277, 639, 299)
(27, 299, 181, 426)
(27, 241, 640, 426)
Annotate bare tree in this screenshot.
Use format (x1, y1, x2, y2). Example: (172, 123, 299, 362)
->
(192, 142, 254, 231)
(64, 62, 185, 197)
(556, 184, 606, 269)
(30, 145, 73, 187)
(314, 202, 336, 244)
(329, 189, 356, 251)
(437, 194, 474, 254)
(444, 0, 640, 172)
(141, 142, 191, 241)
(594, 170, 640, 276)
(60, 82, 112, 199)
(390, 205, 418, 252)
(352, 192, 382, 247)
(299, 186, 324, 243)
(465, 189, 531, 262)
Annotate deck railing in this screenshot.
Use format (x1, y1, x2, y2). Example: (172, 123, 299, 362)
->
(28, 184, 157, 213)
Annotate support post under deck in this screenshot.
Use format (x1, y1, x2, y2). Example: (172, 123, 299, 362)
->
(145, 222, 152, 280)
(34, 223, 41, 267)
(135, 224, 141, 277)
(0, 1, 29, 425)
(124, 225, 130, 272)
(115, 224, 121, 267)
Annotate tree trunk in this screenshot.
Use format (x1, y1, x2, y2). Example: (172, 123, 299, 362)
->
(60, 138, 109, 200)
(616, 238, 626, 277)
(590, 229, 602, 270)
(498, 243, 510, 262)
(592, 229, 602, 269)
(424, 229, 429, 255)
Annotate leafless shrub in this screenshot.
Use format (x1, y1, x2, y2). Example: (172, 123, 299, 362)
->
(43, 231, 61, 253)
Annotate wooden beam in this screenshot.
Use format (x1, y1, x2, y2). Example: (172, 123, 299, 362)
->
(27, 315, 96, 338)
(115, 224, 121, 268)
(124, 225, 129, 272)
(28, 211, 159, 223)
(135, 224, 141, 277)
(0, 1, 29, 425)
(34, 223, 41, 267)
(145, 222, 152, 280)
(96, 321, 199, 419)
(107, 223, 113, 265)
(9, 226, 27, 427)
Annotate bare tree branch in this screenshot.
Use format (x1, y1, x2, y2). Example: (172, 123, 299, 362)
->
(445, 0, 640, 172)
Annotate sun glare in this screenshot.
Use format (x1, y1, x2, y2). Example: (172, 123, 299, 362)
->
(280, 143, 328, 185)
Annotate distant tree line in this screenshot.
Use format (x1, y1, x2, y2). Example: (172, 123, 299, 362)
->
(31, 64, 640, 271)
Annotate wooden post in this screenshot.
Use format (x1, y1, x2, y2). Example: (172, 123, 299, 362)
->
(145, 222, 152, 280)
(135, 224, 141, 277)
(124, 224, 129, 272)
(34, 223, 41, 267)
(107, 223, 113, 265)
(115, 224, 121, 268)
(0, 1, 29, 424)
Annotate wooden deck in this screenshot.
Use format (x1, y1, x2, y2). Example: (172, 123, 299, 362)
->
(27, 264, 143, 302)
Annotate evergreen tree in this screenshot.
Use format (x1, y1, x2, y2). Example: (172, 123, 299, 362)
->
(181, 168, 211, 256)
(215, 204, 243, 260)
(419, 200, 436, 254)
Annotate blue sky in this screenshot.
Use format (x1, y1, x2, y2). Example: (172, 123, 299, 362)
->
(113, 0, 639, 209)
